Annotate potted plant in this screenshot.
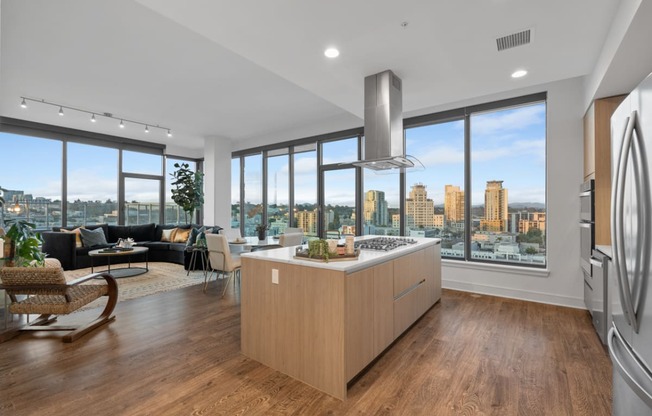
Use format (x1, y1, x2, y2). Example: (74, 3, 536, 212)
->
(308, 239, 331, 262)
(255, 223, 269, 241)
(170, 163, 204, 224)
(3, 219, 45, 267)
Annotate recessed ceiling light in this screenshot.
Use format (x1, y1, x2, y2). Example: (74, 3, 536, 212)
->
(511, 69, 528, 78)
(324, 48, 340, 58)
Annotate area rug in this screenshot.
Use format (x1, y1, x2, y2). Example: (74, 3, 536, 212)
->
(64, 262, 207, 311)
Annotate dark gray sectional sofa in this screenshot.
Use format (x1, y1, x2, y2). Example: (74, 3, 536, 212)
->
(42, 223, 222, 271)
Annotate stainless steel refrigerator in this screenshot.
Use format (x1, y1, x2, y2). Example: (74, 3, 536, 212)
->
(610, 72, 652, 415)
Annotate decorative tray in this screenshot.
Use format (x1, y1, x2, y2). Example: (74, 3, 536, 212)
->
(100, 247, 134, 253)
(293, 248, 360, 262)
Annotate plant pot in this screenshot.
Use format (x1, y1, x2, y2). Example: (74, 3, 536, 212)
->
(257, 231, 266, 241)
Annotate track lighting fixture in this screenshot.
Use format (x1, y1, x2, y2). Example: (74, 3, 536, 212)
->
(19, 96, 172, 138)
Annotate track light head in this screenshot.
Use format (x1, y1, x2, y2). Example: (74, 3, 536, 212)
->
(20, 98, 27, 108)
(145, 125, 149, 133)
(167, 129, 172, 138)
(120, 119, 125, 128)
(58, 107, 64, 116)
(91, 113, 96, 123)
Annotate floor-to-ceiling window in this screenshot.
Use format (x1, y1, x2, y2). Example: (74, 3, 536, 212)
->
(0, 133, 63, 228)
(231, 93, 546, 268)
(469, 101, 546, 265)
(292, 144, 317, 238)
(0, 119, 194, 229)
(243, 154, 263, 237)
(67, 142, 118, 226)
(405, 119, 465, 253)
(320, 137, 359, 237)
(231, 157, 241, 230)
(266, 149, 289, 236)
(121, 150, 163, 225)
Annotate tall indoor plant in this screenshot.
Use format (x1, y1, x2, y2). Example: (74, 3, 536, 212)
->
(170, 163, 204, 224)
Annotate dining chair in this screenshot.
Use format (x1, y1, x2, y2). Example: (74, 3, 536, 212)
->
(205, 234, 241, 297)
(279, 232, 304, 247)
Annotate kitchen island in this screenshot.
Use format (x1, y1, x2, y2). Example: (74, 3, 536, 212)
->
(240, 236, 441, 400)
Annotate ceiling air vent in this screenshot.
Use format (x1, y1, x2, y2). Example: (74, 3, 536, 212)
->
(496, 29, 531, 51)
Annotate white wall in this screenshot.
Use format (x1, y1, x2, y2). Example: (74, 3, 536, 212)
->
(203, 136, 232, 228)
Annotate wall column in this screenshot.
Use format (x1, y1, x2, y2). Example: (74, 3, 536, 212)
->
(203, 136, 232, 228)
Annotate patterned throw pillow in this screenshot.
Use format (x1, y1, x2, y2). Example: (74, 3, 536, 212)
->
(61, 227, 84, 248)
(172, 228, 191, 243)
(79, 227, 109, 247)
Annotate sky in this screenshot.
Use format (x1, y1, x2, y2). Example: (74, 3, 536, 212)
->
(237, 101, 546, 208)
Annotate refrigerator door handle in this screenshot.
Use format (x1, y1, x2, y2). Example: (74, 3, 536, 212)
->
(609, 327, 652, 408)
(613, 113, 638, 331)
(631, 112, 651, 332)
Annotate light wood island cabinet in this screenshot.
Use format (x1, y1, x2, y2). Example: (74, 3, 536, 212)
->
(240, 237, 441, 400)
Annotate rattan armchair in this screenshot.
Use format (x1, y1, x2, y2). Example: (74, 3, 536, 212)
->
(0, 259, 118, 343)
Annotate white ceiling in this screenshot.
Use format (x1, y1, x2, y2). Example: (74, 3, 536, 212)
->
(0, 0, 626, 154)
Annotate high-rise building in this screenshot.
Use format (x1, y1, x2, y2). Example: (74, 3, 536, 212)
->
(363, 190, 389, 226)
(405, 183, 435, 227)
(444, 185, 465, 225)
(481, 180, 508, 232)
(296, 209, 318, 235)
(519, 212, 546, 234)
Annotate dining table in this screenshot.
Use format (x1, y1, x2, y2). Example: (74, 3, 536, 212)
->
(228, 236, 284, 253)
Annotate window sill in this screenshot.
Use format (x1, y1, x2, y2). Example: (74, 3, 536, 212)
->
(442, 258, 550, 278)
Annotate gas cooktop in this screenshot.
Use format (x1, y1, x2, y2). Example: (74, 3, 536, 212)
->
(354, 237, 418, 251)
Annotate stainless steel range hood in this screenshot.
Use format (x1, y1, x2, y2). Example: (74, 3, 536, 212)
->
(353, 70, 414, 170)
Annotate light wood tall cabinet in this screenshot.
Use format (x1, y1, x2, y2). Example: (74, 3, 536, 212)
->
(583, 95, 625, 245)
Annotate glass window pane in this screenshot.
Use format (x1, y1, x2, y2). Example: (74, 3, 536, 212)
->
(363, 171, 399, 236)
(67, 143, 119, 226)
(165, 158, 196, 225)
(243, 154, 263, 237)
(123, 150, 162, 175)
(267, 154, 289, 235)
(231, 158, 240, 230)
(405, 120, 465, 258)
(293, 149, 317, 238)
(0, 133, 62, 229)
(470, 102, 546, 266)
(124, 178, 161, 225)
(321, 137, 358, 165)
(323, 168, 356, 237)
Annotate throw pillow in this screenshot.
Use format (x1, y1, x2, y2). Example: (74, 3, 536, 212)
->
(61, 227, 84, 248)
(79, 227, 109, 247)
(186, 226, 208, 247)
(161, 228, 175, 242)
(172, 228, 191, 243)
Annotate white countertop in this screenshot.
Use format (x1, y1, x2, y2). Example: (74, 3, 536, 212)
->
(241, 236, 440, 274)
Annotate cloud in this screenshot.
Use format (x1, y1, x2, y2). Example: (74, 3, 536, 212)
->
(471, 104, 545, 136)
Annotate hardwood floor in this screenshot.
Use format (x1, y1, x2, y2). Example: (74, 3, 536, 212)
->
(0, 282, 612, 415)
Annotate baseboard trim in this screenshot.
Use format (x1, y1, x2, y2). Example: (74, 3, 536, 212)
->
(442, 279, 586, 309)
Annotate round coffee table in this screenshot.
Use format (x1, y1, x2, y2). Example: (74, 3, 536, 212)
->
(88, 246, 149, 278)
